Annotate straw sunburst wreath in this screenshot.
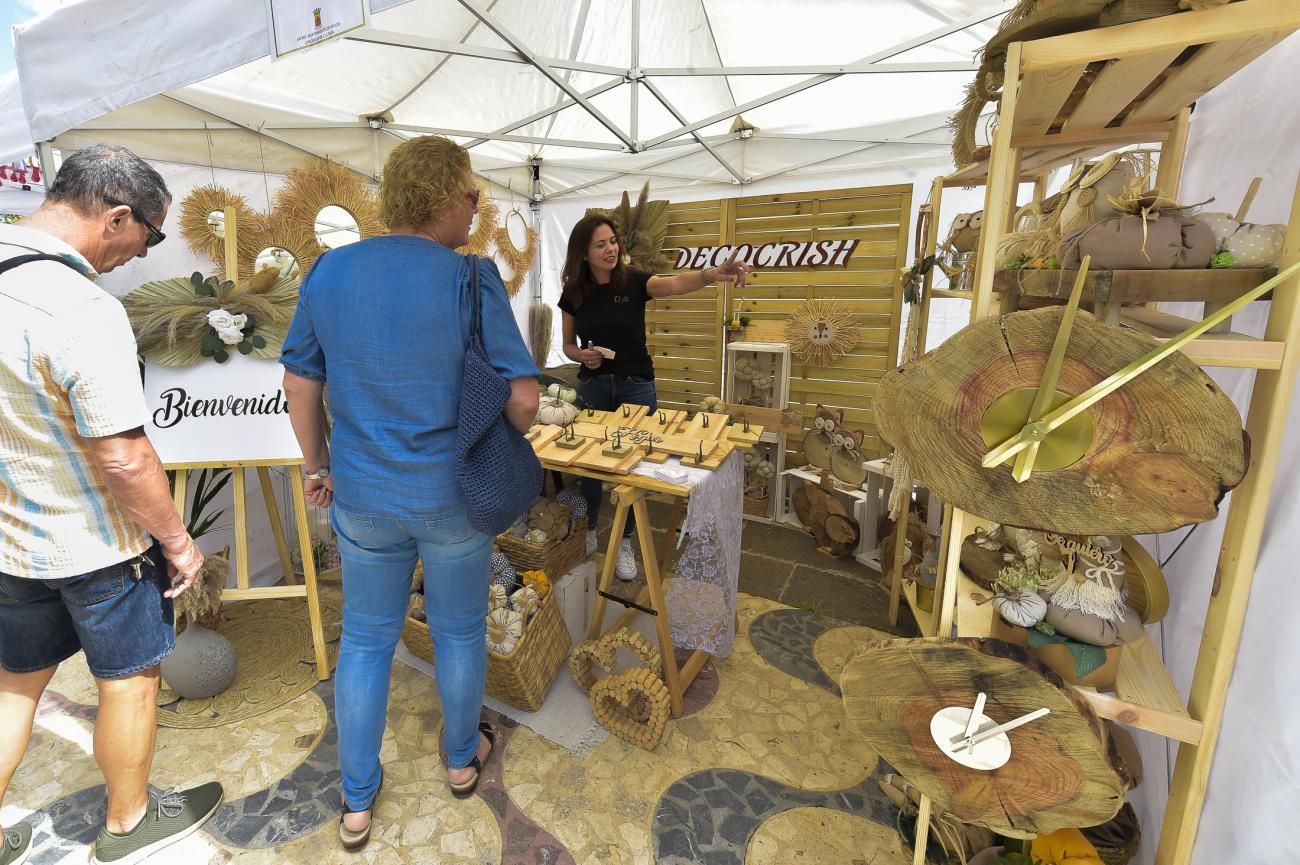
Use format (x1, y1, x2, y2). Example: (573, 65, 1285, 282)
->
(179, 185, 257, 274)
(461, 180, 500, 258)
(267, 159, 386, 272)
(785, 299, 858, 366)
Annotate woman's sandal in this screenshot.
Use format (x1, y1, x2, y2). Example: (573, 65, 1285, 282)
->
(339, 769, 383, 851)
(448, 722, 496, 799)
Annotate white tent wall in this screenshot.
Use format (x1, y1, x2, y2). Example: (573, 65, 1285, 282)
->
(1123, 31, 1300, 865)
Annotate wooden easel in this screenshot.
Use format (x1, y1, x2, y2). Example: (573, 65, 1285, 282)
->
(165, 207, 331, 680)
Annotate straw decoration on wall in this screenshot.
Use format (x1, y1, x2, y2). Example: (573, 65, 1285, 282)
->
(121, 267, 299, 367)
(178, 185, 257, 276)
(584, 181, 672, 273)
(267, 160, 386, 272)
(495, 207, 538, 296)
(785, 299, 858, 367)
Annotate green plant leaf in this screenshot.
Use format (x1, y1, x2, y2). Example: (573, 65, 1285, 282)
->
(251, 335, 267, 349)
(1065, 640, 1108, 678)
(221, 280, 235, 293)
(243, 314, 256, 330)
(190, 271, 205, 288)
(200, 345, 215, 357)
(213, 349, 229, 363)
(238, 340, 253, 355)
(201, 332, 221, 352)
(195, 282, 215, 298)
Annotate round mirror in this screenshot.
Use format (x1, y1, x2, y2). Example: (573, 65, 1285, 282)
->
(314, 205, 360, 248)
(253, 246, 301, 279)
(207, 210, 226, 238)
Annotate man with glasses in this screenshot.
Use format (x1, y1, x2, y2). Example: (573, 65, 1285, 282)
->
(0, 144, 223, 865)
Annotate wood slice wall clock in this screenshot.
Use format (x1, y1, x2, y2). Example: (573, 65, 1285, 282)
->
(842, 638, 1132, 837)
(875, 305, 1247, 535)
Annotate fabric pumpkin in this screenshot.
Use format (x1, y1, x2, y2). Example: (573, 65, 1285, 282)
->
(537, 395, 579, 426)
(1042, 598, 1145, 646)
(521, 569, 550, 599)
(488, 583, 508, 612)
(526, 529, 549, 544)
(1030, 827, 1104, 865)
(1197, 211, 1241, 249)
(1058, 215, 1215, 269)
(486, 608, 524, 656)
(1224, 221, 1285, 267)
(511, 586, 540, 620)
(992, 588, 1047, 628)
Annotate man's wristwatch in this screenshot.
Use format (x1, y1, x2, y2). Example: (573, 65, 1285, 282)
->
(305, 466, 331, 480)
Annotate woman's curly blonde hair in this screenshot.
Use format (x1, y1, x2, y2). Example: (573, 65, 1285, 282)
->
(380, 135, 472, 229)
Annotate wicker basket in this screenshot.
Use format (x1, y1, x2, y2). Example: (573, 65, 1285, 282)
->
(1083, 803, 1141, 865)
(743, 494, 770, 518)
(495, 518, 587, 576)
(401, 590, 571, 712)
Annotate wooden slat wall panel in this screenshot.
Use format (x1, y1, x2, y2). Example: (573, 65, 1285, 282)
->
(733, 185, 909, 465)
(649, 185, 910, 452)
(650, 201, 726, 412)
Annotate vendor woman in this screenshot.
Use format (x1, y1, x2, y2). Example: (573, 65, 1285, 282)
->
(558, 214, 750, 580)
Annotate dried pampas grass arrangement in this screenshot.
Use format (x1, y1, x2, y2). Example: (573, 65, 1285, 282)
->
(528, 303, 553, 370)
(177, 553, 230, 626)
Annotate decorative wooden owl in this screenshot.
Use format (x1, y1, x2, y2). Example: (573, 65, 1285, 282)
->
(946, 211, 983, 254)
(804, 405, 844, 469)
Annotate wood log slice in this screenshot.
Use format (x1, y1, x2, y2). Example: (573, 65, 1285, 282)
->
(803, 431, 833, 469)
(841, 637, 1131, 837)
(791, 482, 814, 527)
(823, 513, 860, 556)
(831, 448, 869, 487)
(875, 307, 1246, 535)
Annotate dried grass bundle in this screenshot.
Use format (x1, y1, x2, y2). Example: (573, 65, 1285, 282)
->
(270, 159, 385, 272)
(122, 267, 299, 367)
(495, 208, 538, 297)
(177, 553, 229, 624)
(528, 303, 553, 371)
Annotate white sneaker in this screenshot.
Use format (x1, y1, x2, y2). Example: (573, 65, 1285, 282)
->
(615, 537, 638, 581)
(585, 531, 598, 557)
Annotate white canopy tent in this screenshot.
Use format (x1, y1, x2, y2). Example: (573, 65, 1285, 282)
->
(10, 0, 1009, 201)
(8, 4, 1300, 865)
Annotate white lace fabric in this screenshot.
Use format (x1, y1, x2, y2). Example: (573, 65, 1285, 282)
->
(649, 452, 743, 658)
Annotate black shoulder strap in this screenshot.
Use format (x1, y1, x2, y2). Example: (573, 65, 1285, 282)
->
(466, 254, 483, 339)
(0, 253, 81, 277)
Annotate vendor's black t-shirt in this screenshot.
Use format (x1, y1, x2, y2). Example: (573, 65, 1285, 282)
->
(557, 270, 655, 380)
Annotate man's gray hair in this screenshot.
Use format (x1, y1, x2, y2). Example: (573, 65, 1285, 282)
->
(46, 144, 171, 222)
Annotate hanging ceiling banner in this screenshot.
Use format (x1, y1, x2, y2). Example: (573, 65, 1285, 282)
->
(267, 0, 367, 59)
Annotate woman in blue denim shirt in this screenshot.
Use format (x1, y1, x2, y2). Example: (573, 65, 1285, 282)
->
(281, 136, 538, 850)
(557, 215, 749, 580)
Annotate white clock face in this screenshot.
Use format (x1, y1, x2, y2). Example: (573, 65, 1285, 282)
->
(807, 318, 836, 346)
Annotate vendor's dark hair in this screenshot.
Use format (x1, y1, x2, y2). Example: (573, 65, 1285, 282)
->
(561, 214, 625, 310)
(46, 144, 171, 223)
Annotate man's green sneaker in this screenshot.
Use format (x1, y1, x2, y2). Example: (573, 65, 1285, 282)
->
(0, 823, 32, 865)
(91, 782, 223, 865)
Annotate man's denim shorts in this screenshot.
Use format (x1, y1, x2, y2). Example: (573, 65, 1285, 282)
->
(0, 542, 175, 679)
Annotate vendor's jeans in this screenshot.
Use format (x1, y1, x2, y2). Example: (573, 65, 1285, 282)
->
(331, 505, 492, 811)
(577, 374, 657, 538)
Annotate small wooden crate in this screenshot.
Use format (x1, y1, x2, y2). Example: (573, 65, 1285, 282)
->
(402, 591, 571, 712)
(495, 519, 588, 577)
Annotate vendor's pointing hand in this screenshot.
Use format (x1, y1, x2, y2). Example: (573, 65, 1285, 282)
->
(710, 248, 752, 289)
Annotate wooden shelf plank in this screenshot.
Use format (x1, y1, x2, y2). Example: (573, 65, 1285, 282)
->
(1012, 63, 1087, 139)
(1064, 48, 1183, 131)
(994, 267, 1278, 304)
(1119, 307, 1285, 370)
(1126, 32, 1289, 125)
(930, 288, 975, 300)
(902, 580, 937, 638)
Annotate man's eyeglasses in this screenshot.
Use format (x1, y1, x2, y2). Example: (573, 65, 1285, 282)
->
(106, 198, 166, 248)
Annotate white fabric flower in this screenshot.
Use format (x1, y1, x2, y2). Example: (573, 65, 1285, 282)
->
(207, 308, 248, 345)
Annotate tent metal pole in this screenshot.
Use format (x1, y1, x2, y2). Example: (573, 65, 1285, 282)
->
(464, 79, 623, 150)
(348, 28, 624, 77)
(36, 142, 57, 185)
(529, 159, 543, 305)
(457, 0, 636, 151)
(640, 4, 1011, 149)
(385, 125, 624, 151)
(630, 0, 640, 145)
(160, 94, 377, 180)
(640, 79, 746, 183)
(639, 60, 978, 76)
(533, 0, 593, 159)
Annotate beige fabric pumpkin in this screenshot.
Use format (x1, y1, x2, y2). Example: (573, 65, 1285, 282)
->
(488, 583, 508, 612)
(1224, 222, 1285, 267)
(511, 586, 540, 621)
(486, 607, 524, 656)
(1059, 215, 1215, 269)
(537, 395, 579, 426)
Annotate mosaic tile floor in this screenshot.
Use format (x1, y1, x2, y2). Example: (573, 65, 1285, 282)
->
(3, 595, 918, 865)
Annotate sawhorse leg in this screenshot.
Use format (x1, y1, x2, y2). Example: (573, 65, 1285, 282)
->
(587, 485, 707, 718)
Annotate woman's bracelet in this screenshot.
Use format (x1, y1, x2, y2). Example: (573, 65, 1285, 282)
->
(699, 266, 716, 286)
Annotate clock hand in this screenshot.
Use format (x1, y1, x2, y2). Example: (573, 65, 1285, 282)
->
(984, 260, 1300, 470)
(949, 707, 1051, 751)
(1010, 257, 1091, 481)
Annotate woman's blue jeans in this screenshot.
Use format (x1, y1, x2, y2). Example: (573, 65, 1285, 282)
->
(576, 374, 657, 536)
(331, 505, 492, 811)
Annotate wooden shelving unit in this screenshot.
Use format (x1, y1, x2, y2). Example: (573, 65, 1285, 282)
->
(887, 4, 1300, 865)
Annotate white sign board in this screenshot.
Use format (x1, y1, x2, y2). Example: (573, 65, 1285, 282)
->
(144, 355, 302, 465)
(267, 0, 367, 58)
